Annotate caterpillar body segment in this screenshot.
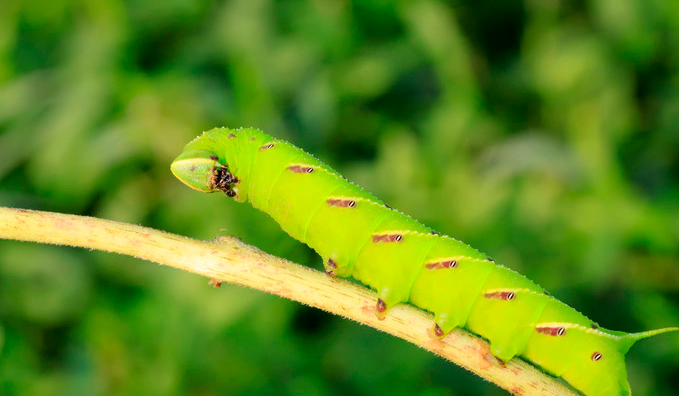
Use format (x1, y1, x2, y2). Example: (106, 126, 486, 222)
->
(171, 127, 677, 396)
(466, 267, 549, 361)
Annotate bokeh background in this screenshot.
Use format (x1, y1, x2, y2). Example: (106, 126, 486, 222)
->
(1, 0, 679, 395)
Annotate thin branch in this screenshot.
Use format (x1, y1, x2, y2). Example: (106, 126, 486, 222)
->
(0, 206, 577, 396)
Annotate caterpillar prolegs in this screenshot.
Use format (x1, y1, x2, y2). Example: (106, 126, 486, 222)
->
(171, 127, 677, 396)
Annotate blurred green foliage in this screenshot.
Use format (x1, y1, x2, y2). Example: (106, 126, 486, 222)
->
(1, 0, 679, 395)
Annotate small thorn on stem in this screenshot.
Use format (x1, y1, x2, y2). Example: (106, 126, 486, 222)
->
(208, 278, 223, 288)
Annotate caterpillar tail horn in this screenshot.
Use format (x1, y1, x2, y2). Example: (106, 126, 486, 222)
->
(619, 327, 679, 353)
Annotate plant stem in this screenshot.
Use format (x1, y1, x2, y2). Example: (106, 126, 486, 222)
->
(0, 206, 577, 396)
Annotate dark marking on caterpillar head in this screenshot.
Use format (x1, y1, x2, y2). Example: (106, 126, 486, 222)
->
(210, 166, 239, 197)
(592, 352, 602, 361)
(430, 231, 441, 235)
(287, 165, 314, 173)
(208, 279, 223, 288)
(259, 143, 275, 151)
(372, 233, 404, 243)
(544, 291, 550, 296)
(591, 324, 599, 330)
(327, 259, 337, 268)
(425, 260, 458, 270)
(228, 133, 236, 139)
(327, 199, 356, 208)
(434, 324, 444, 337)
(376, 299, 387, 313)
(536, 326, 566, 336)
(487, 257, 495, 263)
(484, 291, 516, 300)
(210, 155, 219, 161)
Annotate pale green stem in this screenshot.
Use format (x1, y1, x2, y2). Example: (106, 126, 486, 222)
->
(0, 206, 578, 396)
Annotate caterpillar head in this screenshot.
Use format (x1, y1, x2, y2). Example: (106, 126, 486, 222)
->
(170, 130, 244, 200)
(170, 127, 270, 202)
(171, 147, 240, 199)
(171, 149, 225, 193)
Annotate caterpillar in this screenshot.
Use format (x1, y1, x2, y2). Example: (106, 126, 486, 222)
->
(170, 127, 676, 396)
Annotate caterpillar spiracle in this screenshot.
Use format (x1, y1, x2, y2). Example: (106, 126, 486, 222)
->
(170, 127, 677, 396)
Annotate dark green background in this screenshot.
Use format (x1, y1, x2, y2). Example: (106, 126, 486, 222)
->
(1, 0, 678, 395)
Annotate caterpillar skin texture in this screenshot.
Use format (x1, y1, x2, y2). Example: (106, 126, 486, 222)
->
(171, 127, 677, 396)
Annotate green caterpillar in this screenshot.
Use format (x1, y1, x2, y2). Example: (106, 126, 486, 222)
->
(171, 127, 676, 396)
